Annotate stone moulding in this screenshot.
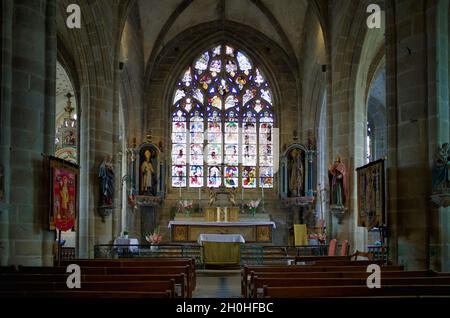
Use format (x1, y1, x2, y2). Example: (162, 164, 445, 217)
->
(135, 195, 162, 207)
(430, 189, 450, 208)
(330, 204, 346, 224)
(282, 196, 315, 207)
(98, 205, 114, 222)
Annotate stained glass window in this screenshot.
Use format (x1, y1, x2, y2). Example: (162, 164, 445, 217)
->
(171, 44, 274, 189)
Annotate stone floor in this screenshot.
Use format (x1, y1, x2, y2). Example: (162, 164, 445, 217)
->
(193, 270, 241, 298)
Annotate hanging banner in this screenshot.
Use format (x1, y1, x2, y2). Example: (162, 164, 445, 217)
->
(49, 156, 79, 231)
(356, 159, 385, 228)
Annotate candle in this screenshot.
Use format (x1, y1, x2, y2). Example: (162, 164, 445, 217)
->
(224, 207, 228, 222)
(216, 207, 220, 222)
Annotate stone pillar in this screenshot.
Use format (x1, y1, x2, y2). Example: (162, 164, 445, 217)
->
(0, 0, 13, 266)
(433, 0, 449, 271)
(386, 0, 440, 270)
(3, 0, 57, 265)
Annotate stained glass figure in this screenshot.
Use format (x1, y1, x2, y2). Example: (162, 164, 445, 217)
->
(212, 45, 221, 57)
(172, 165, 186, 187)
(225, 95, 238, 109)
(254, 68, 265, 86)
(225, 45, 234, 56)
(243, 89, 255, 105)
(208, 95, 222, 109)
(237, 52, 252, 74)
(193, 89, 204, 104)
(208, 166, 221, 187)
(174, 89, 185, 104)
(261, 89, 272, 105)
(195, 52, 209, 72)
(226, 59, 237, 76)
(182, 68, 192, 86)
(259, 166, 273, 188)
(243, 166, 257, 188)
(210, 59, 221, 76)
(225, 166, 239, 188)
(189, 165, 204, 187)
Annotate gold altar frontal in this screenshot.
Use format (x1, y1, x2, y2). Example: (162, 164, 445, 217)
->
(169, 208, 275, 243)
(201, 242, 241, 265)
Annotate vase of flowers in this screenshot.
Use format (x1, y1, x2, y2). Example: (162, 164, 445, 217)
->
(145, 226, 162, 251)
(246, 199, 260, 217)
(178, 200, 193, 215)
(308, 233, 327, 245)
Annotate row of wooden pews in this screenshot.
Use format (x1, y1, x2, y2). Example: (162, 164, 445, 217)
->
(242, 257, 450, 298)
(0, 258, 196, 298)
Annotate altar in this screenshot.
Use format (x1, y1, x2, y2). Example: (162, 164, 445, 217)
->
(198, 234, 245, 265)
(168, 219, 276, 243)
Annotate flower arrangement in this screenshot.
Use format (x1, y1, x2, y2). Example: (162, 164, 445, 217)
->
(145, 227, 162, 245)
(243, 199, 260, 216)
(308, 232, 327, 244)
(178, 200, 193, 214)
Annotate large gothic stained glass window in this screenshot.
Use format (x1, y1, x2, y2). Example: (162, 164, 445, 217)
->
(171, 44, 274, 189)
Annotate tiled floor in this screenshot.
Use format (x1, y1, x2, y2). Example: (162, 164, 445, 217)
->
(193, 270, 241, 298)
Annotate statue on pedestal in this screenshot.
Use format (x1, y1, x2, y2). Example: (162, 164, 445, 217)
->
(432, 143, 450, 191)
(328, 155, 347, 208)
(99, 156, 115, 207)
(288, 148, 304, 197)
(139, 146, 158, 196)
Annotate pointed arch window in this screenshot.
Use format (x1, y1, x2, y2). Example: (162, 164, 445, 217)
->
(171, 44, 274, 189)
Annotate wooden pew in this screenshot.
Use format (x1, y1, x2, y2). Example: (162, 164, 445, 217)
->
(58, 258, 196, 290)
(0, 273, 187, 297)
(294, 260, 383, 266)
(241, 265, 404, 297)
(0, 281, 176, 298)
(0, 290, 172, 298)
(294, 255, 351, 263)
(14, 265, 193, 297)
(252, 276, 450, 298)
(263, 285, 450, 298)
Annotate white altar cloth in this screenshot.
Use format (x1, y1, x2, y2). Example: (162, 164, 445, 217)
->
(197, 234, 245, 245)
(168, 220, 276, 228)
(113, 237, 139, 252)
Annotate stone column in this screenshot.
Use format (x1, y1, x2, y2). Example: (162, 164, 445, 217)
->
(5, 0, 56, 265)
(431, 0, 450, 271)
(386, 0, 440, 270)
(0, 0, 13, 266)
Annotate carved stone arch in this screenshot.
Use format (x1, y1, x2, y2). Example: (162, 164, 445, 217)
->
(145, 20, 300, 195)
